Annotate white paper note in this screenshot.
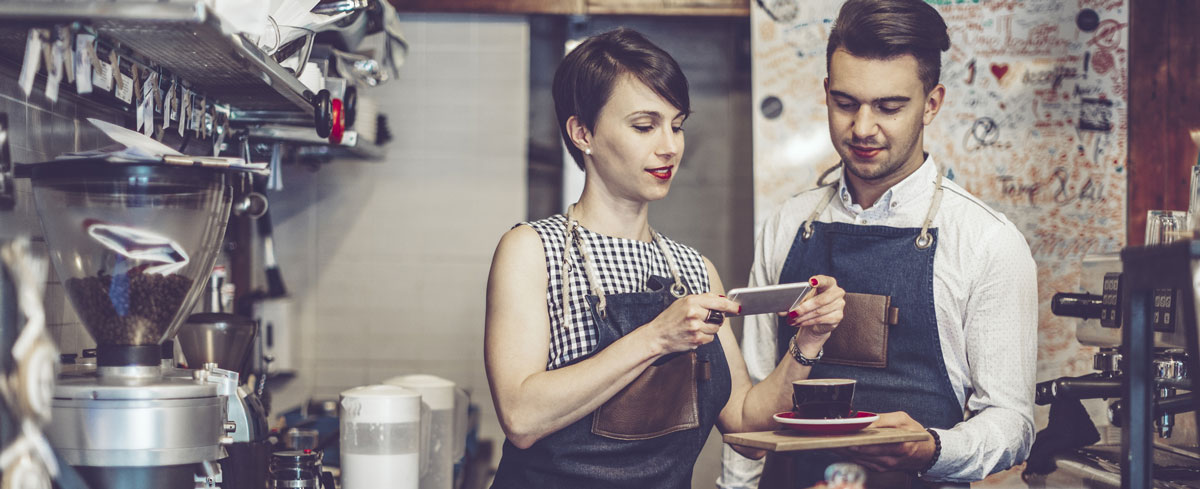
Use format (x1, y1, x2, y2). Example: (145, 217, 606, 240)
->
(164, 81, 176, 129)
(18, 30, 43, 98)
(45, 41, 64, 103)
(75, 34, 94, 94)
(140, 73, 156, 136)
(115, 69, 133, 104)
(179, 89, 190, 137)
(92, 60, 113, 92)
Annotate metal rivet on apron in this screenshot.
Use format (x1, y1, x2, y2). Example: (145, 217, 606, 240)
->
(914, 232, 934, 250)
(801, 225, 814, 241)
(670, 283, 687, 298)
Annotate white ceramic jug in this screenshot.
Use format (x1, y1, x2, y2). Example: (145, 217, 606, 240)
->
(383, 375, 468, 489)
(339, 384, 427, 489)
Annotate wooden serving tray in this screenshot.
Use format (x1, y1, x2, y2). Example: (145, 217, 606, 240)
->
(723, 427, 928, 452)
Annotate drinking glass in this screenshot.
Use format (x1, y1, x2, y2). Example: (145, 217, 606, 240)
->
(285, 428, 320, 451)
(1146, 210, 1189, 245)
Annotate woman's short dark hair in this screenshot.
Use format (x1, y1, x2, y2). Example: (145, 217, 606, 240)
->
(826, 0, 951, 92)
(553, 27, 690, 170)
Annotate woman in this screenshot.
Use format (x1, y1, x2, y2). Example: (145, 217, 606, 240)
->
(484, 28, 846, 488)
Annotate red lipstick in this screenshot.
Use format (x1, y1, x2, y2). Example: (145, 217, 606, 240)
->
(647, 166, 673, 180)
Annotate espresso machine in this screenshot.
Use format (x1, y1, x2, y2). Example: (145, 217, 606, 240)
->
(20, 160, 245, 489)
(1037, 249, 1200, 488)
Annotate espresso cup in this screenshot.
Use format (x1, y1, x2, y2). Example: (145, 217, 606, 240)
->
(792, 378, 856, 419)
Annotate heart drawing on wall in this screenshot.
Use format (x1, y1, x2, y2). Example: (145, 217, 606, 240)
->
(990, 63, 1010, 81)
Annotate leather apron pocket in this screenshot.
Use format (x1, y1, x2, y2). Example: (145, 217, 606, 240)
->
(822, 292, 898, 368)
(592, 351, 700, 440)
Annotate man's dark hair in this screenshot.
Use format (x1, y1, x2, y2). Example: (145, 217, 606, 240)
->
(826, 0, 951, 92)
(553, 27, 690, 170)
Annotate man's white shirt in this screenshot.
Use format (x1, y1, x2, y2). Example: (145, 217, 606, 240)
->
(719, 157, 1038, 485)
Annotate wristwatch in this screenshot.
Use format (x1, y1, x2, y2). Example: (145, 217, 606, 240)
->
(788, 333, 823, 366)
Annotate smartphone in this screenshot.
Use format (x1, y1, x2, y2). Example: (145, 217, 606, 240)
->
(727, 282, 814, 316)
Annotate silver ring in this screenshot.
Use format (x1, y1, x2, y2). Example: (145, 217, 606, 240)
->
(705, 310, 724, 325)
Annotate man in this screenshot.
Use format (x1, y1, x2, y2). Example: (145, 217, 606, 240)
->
(720, 0, 1037, 486)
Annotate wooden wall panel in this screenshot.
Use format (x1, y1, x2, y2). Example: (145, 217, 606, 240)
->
(1128, 0, 1169, 246)
(1128, 0, 1200, 245)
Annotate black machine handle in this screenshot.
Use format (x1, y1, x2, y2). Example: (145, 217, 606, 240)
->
(343, 86, 357, 129)
(313, 89, 333, 139)
(1035, 374, 1122, 405)
(1110, 394, 1195, 427)
(1051, 292, 1104, 320)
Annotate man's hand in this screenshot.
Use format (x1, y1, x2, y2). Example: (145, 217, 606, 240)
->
(839, 412, 936, 472)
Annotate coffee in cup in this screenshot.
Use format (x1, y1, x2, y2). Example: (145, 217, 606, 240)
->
(792, 378, 856, 419)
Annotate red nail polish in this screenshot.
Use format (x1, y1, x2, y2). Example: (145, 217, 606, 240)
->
(738, 306, 743, 314)
(788, 310, 798, 318)
(719, 295, 725, 298)
(810, 278, 819, 286)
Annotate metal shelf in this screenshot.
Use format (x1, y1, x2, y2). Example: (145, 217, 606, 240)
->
(248, 125, 384, 160)
(0, 1, 314, 113)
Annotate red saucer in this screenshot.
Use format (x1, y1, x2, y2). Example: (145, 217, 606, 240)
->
(773, 411, 879, 434)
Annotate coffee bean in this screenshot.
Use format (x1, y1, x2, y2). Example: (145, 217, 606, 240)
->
(65, 268, 193, 345)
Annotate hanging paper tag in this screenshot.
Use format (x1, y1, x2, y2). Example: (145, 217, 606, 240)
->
(108, 50, 120, 90)
(135, 95, 145, 130)
(153, 74, 163, 109)
(153, 75, 165, 140)
(140, 73, 156, 136)
(92, 60, 113, 92)
(178, 88, 190, 137)
(131, 64, 141, 104)
(59, 29, 74, 84)
(163, 80, 176, 130)
(198, 96, 208, 138)
(45, 40, 64, 103)
(74, 34, 93, 94)
(114, 61, 133, 104)
(18, 30, 44, 98)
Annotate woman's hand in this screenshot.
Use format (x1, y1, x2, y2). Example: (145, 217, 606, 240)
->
(646, 293, 741, 355)
(780, 275, 845, 350)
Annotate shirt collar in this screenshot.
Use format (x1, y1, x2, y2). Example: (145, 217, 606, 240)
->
(837, 154, 938, 217)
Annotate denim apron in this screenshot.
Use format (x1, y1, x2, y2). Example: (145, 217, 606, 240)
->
(775, 169, 963, 486)
(491, 213, 731, 489)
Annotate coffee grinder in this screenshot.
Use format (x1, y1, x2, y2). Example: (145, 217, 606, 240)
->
(21, 160, 243, 489)
(178, 312, 273, 489)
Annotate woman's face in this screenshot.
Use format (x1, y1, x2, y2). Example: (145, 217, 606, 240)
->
(583, 74, 686, 203)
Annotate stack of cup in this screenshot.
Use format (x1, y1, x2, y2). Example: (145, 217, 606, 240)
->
(384, 375, 468, 489)
(339, 385, 423, 489)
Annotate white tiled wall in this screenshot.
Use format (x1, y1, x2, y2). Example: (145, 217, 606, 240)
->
(268, 14, 529, 449)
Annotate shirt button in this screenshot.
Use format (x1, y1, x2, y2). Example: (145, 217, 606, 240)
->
(890, 201, 898, 208)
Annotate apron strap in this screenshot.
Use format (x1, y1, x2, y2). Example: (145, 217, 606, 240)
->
(800, 163, 946, 251)
(801, 187, 838, 241)
(914, 168, 945, 250)
(561, 204, 688, 324)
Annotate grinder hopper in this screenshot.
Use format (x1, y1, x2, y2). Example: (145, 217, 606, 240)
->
(26, 161, 231, 366)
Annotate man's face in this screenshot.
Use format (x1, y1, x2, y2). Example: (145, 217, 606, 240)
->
(825, 48, 942, 185)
